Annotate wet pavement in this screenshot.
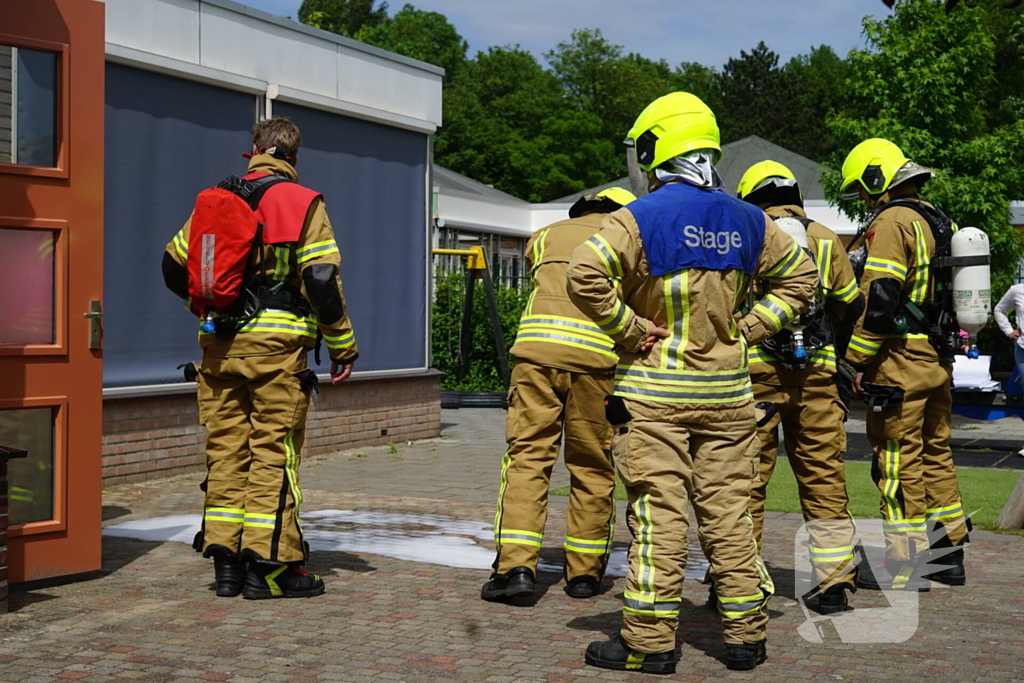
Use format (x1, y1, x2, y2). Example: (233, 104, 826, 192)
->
(2, 408, 1024, 683)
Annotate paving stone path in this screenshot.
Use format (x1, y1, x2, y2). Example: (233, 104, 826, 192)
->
(2, 408, 1023, 682)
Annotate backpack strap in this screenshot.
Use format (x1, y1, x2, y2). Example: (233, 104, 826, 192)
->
(217, 174, 292, 211)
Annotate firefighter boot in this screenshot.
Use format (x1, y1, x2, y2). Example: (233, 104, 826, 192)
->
(817, 584, 852, 615)
(924, 548, 966, 586)
(205, 545, 245, 598)
(564, 576, 598, 599)
(242, 562, 325, 600)
(480, 567, 535, 602)
(726, 639, 767, 671)
(585, 634, 677, 675)
(855, 553, 930, 592)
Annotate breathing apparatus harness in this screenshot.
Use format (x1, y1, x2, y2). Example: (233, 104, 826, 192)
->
(757, 216, 833, 371)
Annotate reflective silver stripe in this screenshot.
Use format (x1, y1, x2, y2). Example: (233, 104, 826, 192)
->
(598, 301, 628, 334)
(240, 321, 314, 332)
(586, 235, 622, 279)
(563, 538, 610, 552)
(205, 511, 244, 520)
(767, 244, 802, 277)
(616, 385, 753, 400)
(200, 234, 216, 300)
(623, 596, 681, 612)
(522, 316, 604, 334)
(616, 367, 749, 383)
(499, 532, 542, 544)
(666, 272, 686, 369)
(808, 548, 855, 560)
(760, 298, 790, 327)
(516, 332, 614, 352)
(719, 597, 765, 614)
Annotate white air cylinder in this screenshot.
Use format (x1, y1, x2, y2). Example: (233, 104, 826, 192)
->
(774, 216, 810, 251)
(951, 227, 991, 337)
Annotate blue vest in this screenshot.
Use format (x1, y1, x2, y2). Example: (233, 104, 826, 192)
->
(628, 182, 766, 277)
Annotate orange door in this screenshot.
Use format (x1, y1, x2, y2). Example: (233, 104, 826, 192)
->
(1, 0, 105, 582)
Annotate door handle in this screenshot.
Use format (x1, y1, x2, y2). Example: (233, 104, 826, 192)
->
(83, 300, 104, 350)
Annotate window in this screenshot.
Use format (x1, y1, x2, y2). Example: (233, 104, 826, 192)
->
(0, 44, 57, 168)
(0, 227, 56, 345)
(1, 407, 55, 525)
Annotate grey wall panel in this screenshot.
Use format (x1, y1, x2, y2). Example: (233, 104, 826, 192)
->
(273, 102, 427, 372)
(104, 63, 254, 387)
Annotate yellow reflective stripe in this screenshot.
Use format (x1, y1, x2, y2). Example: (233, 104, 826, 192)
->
(622, 590, 681, 617)
(808, 545, 855, 563)
(585, 234, 623, 280)
(514, 330, 618, 359)
(518, 321, 612, 345)
(173, 231, 188, 259)
(494, 451, 512, 538)
(753, 293, 794, 331)
(614, 382, 753, 404)
(765, 243, 803, 277)
(296, 239, 338, 258)
(206, 507, 245, 514)
(927, 503, 964, 520)
(660, 271, 689, 370)
(849, 334, 881, 355)
(496, 529, 543, 547)
(284, 429, 302, 509)
(273, 246, 291, 281)
(911, 221, 930, 305)
(244, 512, 277, 529)
(597, 299, 630, 336)
(634, 494, 655, 601)
(520, 314, 604, 334)
(264, 564, 288, 597)
(563, 536, 612, 554)
(882, 439, 901, 523)
(615, 367, 750, 386)
(10, 486, 33, 502)
(816, 238, 833, 288)
(531, 229, 547, 271)
(748, 345, 837, 367)
(831, 278, 859, 303)
(324, 331, 355, 349)
(865, 257, 907, 280)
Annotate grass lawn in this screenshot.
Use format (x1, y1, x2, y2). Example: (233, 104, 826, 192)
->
(551, 458, 1022, 532)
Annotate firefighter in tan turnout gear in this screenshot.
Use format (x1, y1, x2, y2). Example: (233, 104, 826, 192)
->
(162, 117, 358, 600)
(568, 93, 817, 674)
(841, 138, 970, 591)
(483, 187, 637, 603)
(736, 161, 865, 614)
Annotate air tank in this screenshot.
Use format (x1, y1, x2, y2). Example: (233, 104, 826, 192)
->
(951, 227, 991, 359)
(774, 216, 810, 251)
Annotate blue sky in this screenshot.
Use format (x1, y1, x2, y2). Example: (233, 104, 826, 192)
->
(238, 0, 885, 68)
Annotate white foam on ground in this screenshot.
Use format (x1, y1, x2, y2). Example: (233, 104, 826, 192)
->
(104, 510, 710, 577)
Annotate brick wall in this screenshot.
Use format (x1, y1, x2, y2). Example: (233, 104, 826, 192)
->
(102, 370, 442, 486)
(1, 458, 8, 613)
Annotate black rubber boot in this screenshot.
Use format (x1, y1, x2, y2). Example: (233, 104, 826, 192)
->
(203, 545, 245, 598)
(480, 567, 535, 602)
(242, 562, 325, 600)
(924, 548, 966, 586)
(564, 576, 598, 599)
(855, 559, 930, 591)
(726, 639, 767, 671)
(817, 584, 852, 615)
(584, 634, 676, 675)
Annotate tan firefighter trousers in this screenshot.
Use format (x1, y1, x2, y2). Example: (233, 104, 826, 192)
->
(493, 361, 616, 581)
(197, 347, 311, 564)
(613, 412, 774, 651)
(866, 349, 968, 569)
(750, 381, 857, 590)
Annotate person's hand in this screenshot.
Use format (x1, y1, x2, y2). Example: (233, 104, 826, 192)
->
(852, 371, 866, 399)
(330, 361, 354, 385)
(1011, 329, 1021, 340)
(639, 326, 670, 353)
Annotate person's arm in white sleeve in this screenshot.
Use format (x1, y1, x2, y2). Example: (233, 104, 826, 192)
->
(994, 286, 1018, 338)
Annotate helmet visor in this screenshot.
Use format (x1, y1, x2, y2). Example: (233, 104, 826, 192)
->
(840, 179, 862, 200)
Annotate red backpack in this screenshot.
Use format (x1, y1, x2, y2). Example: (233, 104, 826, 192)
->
(186, 175, 287, 328)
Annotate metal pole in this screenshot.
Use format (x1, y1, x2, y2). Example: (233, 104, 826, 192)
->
(480, 265, 510, 390)
(458, 269, 476, 382)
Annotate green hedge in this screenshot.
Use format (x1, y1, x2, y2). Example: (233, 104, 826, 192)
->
(431, 271, 531, 391)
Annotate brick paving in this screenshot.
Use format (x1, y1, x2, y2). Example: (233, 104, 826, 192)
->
(2, 409, 1023, 682)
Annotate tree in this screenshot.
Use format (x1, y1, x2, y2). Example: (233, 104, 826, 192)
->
(358, 4, 467, 81)
(671, 62, 723, 117)
(298, 0, 388, 37)
(435, 46, 616, 202)
(784, 45, 854, 160)
(827, 0, 1024, 292)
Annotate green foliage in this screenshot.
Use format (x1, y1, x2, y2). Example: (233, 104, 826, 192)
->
(431, 271, 531, 391)
(358, 4, 467, 81)
(298, 0, 388, 37)
(826, 0, 1024, 293)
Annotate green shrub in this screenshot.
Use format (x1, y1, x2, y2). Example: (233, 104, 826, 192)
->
(431, 271, 531, 391)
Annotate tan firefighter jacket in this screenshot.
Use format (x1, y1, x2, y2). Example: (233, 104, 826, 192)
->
(748, 204, 862, 386)
(847, 185, 945, 370)
(566, 187, 817, 423)
(163, 154, 358, 364)
(509, 211, 618, 374)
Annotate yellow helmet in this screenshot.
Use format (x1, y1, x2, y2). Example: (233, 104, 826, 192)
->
(568, 187, 637, 219)
(625, 92, 720, 172)
(840, 138, 910, 199)
(595, 187, 637, 206)
(736, 160, 800, 201)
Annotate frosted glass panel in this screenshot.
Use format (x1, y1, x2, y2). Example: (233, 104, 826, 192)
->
(0, 228, 56, 344)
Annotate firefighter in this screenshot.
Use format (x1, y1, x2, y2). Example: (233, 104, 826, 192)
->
(735, 161, 865, 614)
(483, 187, 636, 603)
(162, 117, 358, 599)
(841, 138, 970, 590)
(567, 93, 817, 673)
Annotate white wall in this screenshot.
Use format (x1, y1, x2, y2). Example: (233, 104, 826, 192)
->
(103, 0, 443, 133)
